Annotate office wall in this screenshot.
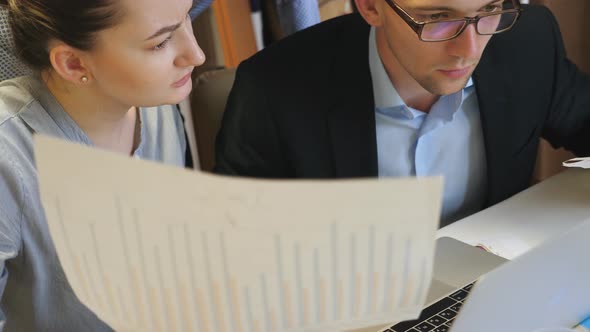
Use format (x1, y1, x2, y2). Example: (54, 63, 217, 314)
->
(319, 0, 353, 21)
(531, 0, 590, 182)
(192, 1, 257, 74)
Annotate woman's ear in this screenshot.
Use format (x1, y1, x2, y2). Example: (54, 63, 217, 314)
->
(47, 42, 92, 85)
(355, 0, 384, 27)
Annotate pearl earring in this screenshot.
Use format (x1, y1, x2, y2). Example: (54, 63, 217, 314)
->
(81, 76, 88, 83)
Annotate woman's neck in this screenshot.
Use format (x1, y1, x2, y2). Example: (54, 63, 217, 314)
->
(42, 72, 139, 155)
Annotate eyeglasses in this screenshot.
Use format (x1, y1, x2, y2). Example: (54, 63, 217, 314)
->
(384, 0, 522, 42)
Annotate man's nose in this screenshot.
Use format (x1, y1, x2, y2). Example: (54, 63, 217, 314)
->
(447, 23, 480, 60)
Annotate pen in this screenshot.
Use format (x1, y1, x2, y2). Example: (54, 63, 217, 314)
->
(573, 316, 590, 332)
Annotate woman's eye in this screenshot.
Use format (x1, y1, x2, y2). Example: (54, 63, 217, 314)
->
(153, 36, 172, 51)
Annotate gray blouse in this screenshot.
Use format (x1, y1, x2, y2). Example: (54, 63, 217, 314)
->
(0, 75, 186, 331)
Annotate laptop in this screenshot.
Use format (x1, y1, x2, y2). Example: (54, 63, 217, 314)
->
(348, 219, 590, 332)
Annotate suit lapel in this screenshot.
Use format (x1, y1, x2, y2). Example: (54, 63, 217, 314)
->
(473, 46, 511, 206)
(326, 17, 378, 178)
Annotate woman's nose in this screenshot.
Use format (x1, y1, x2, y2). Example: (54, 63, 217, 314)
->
(175, 22, 206, 68)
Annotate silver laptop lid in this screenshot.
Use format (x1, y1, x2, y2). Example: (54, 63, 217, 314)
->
(450, 219, 590, 332)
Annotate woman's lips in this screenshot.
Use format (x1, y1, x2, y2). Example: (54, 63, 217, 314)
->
(172, 72, 192, 88)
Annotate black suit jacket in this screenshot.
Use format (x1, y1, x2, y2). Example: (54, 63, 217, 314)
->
(215, 5, 590, 208)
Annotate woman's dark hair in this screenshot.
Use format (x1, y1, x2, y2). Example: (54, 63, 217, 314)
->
(0, 0, 123, 71)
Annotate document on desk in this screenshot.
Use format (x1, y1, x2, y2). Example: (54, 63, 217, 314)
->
(34, 135, 443, 332)
(563, 157, 590, 169)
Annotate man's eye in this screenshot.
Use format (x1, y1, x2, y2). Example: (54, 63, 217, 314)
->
(429, 13, 450, 20)
(482, 4, 501, 12)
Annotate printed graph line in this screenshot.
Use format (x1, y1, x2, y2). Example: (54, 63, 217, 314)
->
(82, 253, 104, 310)
(178, 282, 193, 332)
(414, 257, 428, 305)
(383, 233, 394, 312)
(372, 272, 379, 315)
(349, 233, 357, 317)
(283, 281, 294, 328)
(213, 281, 228, 332)
(295, 243, 304, 326)
(331, 223, 338, 321)
(314, 248, 321, 324)
(202, 232, 222, 332)
(184, 225, 207, 332)
(114, 197, 137, 324)
(54, 196, 91, 301)
(389, 274, 396, 312)
(231, 278, 245, 332)
(319, 278, 327, 322)
(274, 235, 287, 329)
(367, 225, 376, 315)
(260, 275, 272, 332)
(73, 255, 94, 307)
(117, 286, 130, 326)
(154, 246, 172, 332)
(133, 213, 157, 329)
(168, 226, 187, 332)
(303, 287, 310, 325)
(399, 238, 413, 307)
(195, 288, 210, 332)
(89, 223, 119, 319)
(244, 287, 256, 332)
(355, 272, 362, 317)
(337, 279, 343, 320)
(220, 232, 240, 332)
(129, 266, 146, 329)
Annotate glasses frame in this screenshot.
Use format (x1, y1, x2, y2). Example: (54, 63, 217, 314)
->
(383, 0, 523, 42)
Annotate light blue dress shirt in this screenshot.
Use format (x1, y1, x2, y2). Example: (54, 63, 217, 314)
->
(369, 28, 487, 226)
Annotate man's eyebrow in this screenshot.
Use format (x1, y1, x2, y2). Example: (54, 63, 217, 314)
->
(410, 0, 503, 12)
(145, 21, 183, 41)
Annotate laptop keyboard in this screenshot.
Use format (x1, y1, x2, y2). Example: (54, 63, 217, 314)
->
(387, 282, 474, 332)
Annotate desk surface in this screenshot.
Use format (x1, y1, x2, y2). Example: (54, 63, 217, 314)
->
(437, 169, 590, 259)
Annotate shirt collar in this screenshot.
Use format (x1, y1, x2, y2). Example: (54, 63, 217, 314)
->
(16, 75, 93, 145)
(16, 75, 146, 154)
(369, 27, 474, 113)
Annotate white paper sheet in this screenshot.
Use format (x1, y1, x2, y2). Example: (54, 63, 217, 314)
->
(34, 135, 443, 332)
(563, 157, 590, 169)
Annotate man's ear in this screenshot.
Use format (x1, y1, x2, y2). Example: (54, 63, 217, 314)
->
(47, 42, 92, 85)
(355, 0, 384, 27)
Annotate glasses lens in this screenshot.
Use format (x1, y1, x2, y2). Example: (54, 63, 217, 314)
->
(421, 20, 465, 41)
(417, 0, 519, 41)
(478, 11, 518, 34)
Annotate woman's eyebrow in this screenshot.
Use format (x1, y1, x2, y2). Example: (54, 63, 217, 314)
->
(145, 21, 182, 41)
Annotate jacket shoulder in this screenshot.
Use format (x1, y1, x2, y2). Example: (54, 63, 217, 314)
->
(493, 5, 557, 45)
(241, 14, 369, 74)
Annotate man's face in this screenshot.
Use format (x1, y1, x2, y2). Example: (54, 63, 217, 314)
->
(377, 0, 503, 96)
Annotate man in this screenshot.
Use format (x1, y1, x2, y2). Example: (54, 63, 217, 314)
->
(214, 0, 590, 226)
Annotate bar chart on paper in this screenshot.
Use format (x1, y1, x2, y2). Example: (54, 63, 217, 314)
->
(48, 196, 432, 332)
(35, 136, 443, 332)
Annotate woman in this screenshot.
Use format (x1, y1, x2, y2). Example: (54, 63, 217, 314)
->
(0, 0, 205, 329)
